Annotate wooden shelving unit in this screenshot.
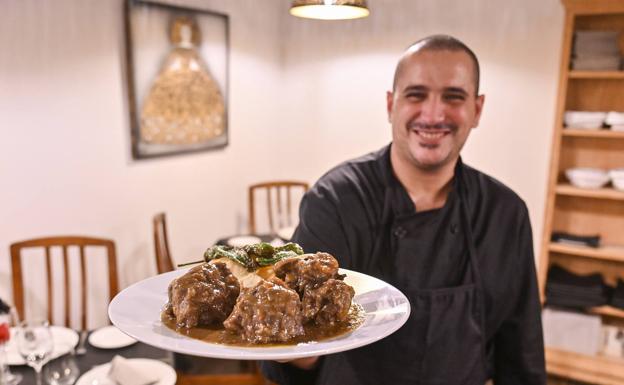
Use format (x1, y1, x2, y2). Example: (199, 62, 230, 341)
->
(555, 184, 624, 201)
(548, 243, 624, 263)
(562, 129, 624, 139)
(539, 1, 624, 383)
(568, 70, 624, 79)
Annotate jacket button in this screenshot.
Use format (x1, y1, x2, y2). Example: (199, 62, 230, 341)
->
(394, 226, 407, 238)
(450, 223, 459, 234)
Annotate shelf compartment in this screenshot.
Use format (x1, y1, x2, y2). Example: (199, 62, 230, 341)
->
(558, 135, 624, 173)
(565, 78, 624, 111)
(568, 71, 624, 80)
(562, 129, 624, 139)
(546, 347, 624, 385)
(555, 184, 624, 201)
(548, 253, 624, 288)
(549, 242, 624, 262)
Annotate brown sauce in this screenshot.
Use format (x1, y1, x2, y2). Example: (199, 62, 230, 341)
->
(162, 303, 366, 347)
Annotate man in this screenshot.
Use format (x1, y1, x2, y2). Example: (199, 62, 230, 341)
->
(262, 34, 546, 385)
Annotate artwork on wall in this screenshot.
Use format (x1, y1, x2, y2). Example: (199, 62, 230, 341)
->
(124, 0, 229, 159)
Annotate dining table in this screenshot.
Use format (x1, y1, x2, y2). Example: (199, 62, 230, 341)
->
(10, 330, 172, 385)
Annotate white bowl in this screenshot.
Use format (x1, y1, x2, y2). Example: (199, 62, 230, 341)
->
(606, 111, 624, 126)
(565, 168, 610, 189)
(609, 168, 624, 191)
(564, 111, 607, 129)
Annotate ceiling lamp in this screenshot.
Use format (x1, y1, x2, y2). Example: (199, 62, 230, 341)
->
(290, 0, 370, 20)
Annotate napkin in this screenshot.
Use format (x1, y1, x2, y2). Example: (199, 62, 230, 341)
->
(108, 356, 159, 385)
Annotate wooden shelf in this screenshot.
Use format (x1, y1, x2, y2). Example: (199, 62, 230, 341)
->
(588, 305, 624, 318)
(555, 184, 624, 201)
(549, 243, 624, 262)
(546, 347, 624, 385)
(541, 3, 624, 383)
(562, 129, 624, 139)
(569, 71, 624, 80)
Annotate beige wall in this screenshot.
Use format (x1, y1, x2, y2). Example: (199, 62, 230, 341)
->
(0, 0, 563, 326)
(275, 0, 563, 255)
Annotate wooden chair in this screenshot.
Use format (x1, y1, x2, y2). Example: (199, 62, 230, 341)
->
(248, 181, 309, 235)
(10, 236, 118, 330)
(153, 212, 175, 274)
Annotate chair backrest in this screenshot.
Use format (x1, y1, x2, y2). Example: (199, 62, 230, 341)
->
(248, 181, 309, 235)
(10, 236, 118, 331)
(153, 212, 175, 274)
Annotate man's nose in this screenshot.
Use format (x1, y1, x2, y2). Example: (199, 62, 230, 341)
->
(419, 97, 445, 123)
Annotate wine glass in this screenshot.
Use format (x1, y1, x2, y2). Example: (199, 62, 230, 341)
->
(43, 348, 79, 385)
(16, 320, 53, 385)
(0, 309, 22, 385)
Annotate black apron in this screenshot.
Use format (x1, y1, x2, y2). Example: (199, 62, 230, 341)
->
(316, 165, 488, 385)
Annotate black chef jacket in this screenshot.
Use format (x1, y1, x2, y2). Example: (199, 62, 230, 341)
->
(262, 144, 546, 385)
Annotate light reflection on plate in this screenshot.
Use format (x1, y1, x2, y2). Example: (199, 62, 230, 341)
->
(109, 268, 410, 360)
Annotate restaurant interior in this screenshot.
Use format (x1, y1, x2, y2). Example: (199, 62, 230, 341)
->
(1, 0, 623, 384)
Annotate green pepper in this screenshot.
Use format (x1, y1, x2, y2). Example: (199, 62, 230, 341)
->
(244, 242, 275, 259)
(203, 245, 251, 268)
(256, 250, 299, 266)
(275, 242, 304, 255)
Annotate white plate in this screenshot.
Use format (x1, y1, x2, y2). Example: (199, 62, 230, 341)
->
(277, 226, 296, 241)
(75, 358, 176, 385)
(109, 268, 410, 360)
(89, 325, 137, 349)
(226, 235, 262, 247)
(6, 326, 79, 366)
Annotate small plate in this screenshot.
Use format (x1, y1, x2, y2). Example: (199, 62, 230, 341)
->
(226, 235, 262, 247)
(89, 325, 137, 349)
(75, 358, 176, 385)
(6, 326, 79, 366)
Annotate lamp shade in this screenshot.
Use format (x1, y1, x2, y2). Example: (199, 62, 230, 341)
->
(290, 0, 370, 20)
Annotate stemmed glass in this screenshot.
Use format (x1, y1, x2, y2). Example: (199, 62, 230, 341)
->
(0, 309, 22, 385)
(16, 320, 53, 385)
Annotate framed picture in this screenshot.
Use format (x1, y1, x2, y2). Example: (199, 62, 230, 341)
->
(124, 0, 229, 159)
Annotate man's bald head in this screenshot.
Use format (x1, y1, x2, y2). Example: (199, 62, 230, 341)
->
(392, 35, 480, 95)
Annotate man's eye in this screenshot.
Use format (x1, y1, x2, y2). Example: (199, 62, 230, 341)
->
(405, 92, 426, 100)
(444, 94, 465, 101)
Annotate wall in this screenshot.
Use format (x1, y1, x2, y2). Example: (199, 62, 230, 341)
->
(275, 0, 563, 255)
(0, 0, 563, 326)
(0, 0, 284, 325)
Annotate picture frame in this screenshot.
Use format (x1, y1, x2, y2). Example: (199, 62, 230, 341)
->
(124, 0, 229, 159)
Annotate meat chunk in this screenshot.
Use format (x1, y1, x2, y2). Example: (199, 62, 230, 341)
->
(166, 262, 240, 328)
(273, 252, 340, 295)
(223, 279, 304, 343)
(302, 279, 355, 326)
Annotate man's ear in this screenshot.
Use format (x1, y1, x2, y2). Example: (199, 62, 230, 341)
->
(386, 91, 394, 123)
(472, 94, 485, 128)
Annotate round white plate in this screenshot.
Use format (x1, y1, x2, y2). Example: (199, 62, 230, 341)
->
(75, 358, 176, 385)
(277, 226, 296, 240)
(89, 325, 137, 349)
(109, 267, 410, 360)
(226, 235, 262, 247)
(6, 326, 79, 365)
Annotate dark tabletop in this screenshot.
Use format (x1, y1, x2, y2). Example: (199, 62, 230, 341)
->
(11, 331, 172, 385)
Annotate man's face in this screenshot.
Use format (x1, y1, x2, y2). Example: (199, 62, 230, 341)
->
(387, 49, 484, 172)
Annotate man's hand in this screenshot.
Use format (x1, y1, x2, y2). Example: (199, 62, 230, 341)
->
(276, 356, 320, 370)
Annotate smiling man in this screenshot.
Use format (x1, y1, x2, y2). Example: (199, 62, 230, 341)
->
(262, 35, 546, 385)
